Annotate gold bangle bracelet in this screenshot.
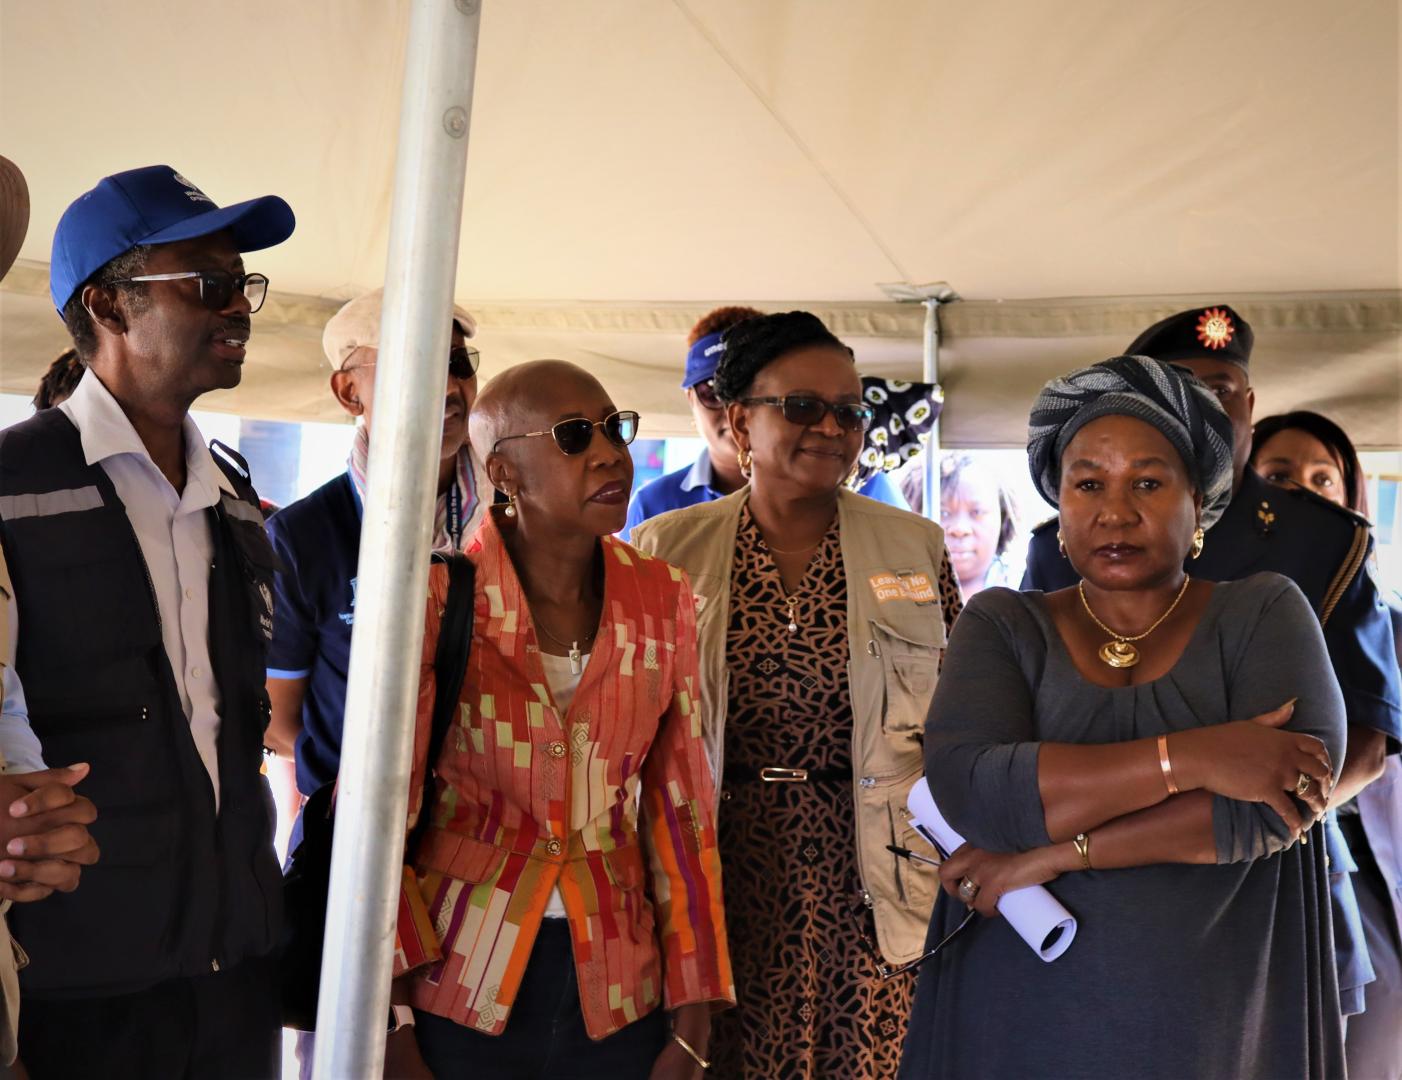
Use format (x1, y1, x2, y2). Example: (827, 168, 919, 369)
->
(671, 1031, 711, 1071)
(1157, 733, 1180, 795)
(1073, 832, 1092, 870)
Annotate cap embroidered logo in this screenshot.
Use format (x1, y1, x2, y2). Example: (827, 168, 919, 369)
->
(171, 171, 214, 205)
(1196, 307, 1235, 351)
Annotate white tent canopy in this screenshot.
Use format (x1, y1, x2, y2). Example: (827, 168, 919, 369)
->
(2, 0, 1398, 446)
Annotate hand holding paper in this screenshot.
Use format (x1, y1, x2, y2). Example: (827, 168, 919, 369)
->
(907, 777, 1078, 962)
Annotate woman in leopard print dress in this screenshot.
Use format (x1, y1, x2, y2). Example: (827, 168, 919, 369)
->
(632, 312, 961, 1078)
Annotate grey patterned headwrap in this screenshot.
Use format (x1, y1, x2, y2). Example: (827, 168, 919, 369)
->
(1027, 356, 1235, 528)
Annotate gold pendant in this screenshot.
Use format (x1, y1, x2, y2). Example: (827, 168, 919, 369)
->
(1098, 640, 1140, 668)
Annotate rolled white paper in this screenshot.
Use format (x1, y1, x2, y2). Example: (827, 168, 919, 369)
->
(907, 777, 1078, 962)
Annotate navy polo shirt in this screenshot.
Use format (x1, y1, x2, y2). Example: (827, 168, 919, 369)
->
(622, 452, 909, 540)
(265, 471, 361, 799)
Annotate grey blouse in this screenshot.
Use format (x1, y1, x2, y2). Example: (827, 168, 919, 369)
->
(899, 573, 1346, 1080)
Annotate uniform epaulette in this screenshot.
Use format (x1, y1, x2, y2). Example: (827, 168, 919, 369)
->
(1263, 484, 1374, 626)
(1029, 514, 1060, 535)
(1276, 480, 1373, 529)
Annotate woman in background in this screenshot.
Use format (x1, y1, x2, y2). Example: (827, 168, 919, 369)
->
(1252, 409, 1402, 1080)
(936, 452, 1019, 597)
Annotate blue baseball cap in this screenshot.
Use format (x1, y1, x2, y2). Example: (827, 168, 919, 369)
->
(50, 164, 295, 315)
(681, 331, 726, 389)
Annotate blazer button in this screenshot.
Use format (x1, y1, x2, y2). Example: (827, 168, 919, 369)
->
(545, 838, 563, 856)
(548, 741, 567, 758)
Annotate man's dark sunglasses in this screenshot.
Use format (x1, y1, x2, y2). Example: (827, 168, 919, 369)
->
(110, 269, 270, 314)
(492, 410, 640, 456)
(741, 394, 874, 432)
(692, 379, 724, 411)
(447, 346, 480, 380)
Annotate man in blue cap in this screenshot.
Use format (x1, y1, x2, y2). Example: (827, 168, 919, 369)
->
(623, 307, 907, 539)
(0, 165, 294, 1077)
(1022, 304, 1401, 1038)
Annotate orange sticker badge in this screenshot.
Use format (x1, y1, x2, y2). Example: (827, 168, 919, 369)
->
(1196, 307, 1235, 351)
(869, 572, 936, 605)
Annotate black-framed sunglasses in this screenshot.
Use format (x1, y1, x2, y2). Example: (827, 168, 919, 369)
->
(109, 269, 270, 314)
(741, 394, 874, 432)
(692, 379, 724, 411)
(447, 346, 480, 379)
(492, 410, 640, 456)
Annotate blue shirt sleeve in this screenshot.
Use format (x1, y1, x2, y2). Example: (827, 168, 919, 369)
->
(1322, 538, 1402, 751)
(859, 471, 909, 510)
(622, 488, 648, 542)
(265, 514, 316, 679)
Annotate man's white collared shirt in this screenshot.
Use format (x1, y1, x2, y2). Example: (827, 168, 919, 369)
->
(57, 370, 229, 808)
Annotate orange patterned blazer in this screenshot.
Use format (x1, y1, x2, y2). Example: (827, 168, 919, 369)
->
(395, 512, 734, 1039)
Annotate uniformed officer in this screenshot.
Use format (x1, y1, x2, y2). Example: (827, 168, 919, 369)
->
(1022, 304, 1402, 1025)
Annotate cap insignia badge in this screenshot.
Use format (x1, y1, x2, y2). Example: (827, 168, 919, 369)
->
(1196, 307, 1235, 351)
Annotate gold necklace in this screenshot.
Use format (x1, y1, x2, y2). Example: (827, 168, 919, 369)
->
(762, 537, 823, 556)
(534, 612, 598, 676)
(1077, 576, 1190, 669)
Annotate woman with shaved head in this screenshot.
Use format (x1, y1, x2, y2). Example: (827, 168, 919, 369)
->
(385, 361, 733, 1079)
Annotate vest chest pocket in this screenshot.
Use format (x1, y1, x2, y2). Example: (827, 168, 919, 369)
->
(869, 618, 944, 735)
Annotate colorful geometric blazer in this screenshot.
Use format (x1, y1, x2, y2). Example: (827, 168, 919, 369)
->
(395, 512, 734, 1039)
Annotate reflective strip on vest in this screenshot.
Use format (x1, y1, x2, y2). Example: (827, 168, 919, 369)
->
(0, 486, 103, 521)
(218, 493, 264, 526)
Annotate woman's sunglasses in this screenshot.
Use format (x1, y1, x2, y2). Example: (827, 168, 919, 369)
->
(692, 379, 724, 411)
(493, 410, 640, 456)
(109, 269, 270, 314)
(741, 394, 874, 432)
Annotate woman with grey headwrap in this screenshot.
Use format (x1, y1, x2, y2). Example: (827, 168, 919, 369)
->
(899, 357, 1347, 1079)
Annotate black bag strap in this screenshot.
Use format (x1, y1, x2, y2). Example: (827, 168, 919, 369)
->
(408, 552, 476, 856)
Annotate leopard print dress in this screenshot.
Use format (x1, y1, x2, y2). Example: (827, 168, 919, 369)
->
(708, 505, 962, 1079)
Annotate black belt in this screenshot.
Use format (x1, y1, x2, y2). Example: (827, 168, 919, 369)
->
(725, 764, 849, 784)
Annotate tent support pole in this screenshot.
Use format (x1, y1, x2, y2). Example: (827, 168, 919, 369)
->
(922, 297, 943, 521)
(311, 1, 482, 1076)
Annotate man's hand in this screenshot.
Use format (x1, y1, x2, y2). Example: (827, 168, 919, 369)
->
(0, 764, 99, 902)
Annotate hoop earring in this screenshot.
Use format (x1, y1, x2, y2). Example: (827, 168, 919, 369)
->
(737, 448, 752, 475)
(1057, 530, 1066, 557)
(1190, 526, 1205, 560)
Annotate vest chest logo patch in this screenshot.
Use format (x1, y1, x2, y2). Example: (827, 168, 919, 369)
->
(338, 578, 358, 626)
(869, 571, 936, 605)
(257, 581, 274, 642)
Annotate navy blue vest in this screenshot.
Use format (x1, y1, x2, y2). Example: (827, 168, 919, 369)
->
(0, 409, 280, 997)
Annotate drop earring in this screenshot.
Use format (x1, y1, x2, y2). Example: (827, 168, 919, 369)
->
(737, 448, 753, 475)
(502, 488, 517, 518)
(1190, 526, 1205, 560)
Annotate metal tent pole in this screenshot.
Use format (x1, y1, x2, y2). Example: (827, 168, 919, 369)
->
(921, 297, 943, 522)
(312, 2, 482, 1076)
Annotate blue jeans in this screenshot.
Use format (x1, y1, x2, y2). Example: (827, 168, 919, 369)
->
(413, 920, 668, 1079)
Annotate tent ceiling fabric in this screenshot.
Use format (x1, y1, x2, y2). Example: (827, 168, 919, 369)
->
(2, 0, 1398, 445)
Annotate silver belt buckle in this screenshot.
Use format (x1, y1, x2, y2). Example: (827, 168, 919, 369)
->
(759, 767, 809, 783)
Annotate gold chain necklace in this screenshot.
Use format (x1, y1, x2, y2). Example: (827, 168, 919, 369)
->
(534, 612, 598, 676)
(1077, 576, 1190, 669)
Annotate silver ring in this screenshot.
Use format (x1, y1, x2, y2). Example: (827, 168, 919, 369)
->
(957, 876, 980, 904)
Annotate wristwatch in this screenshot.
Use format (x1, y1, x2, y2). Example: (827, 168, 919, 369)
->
(387, 1004, 416, 1035)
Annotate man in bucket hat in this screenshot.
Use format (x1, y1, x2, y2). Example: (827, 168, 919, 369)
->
(0, 164, 294, 1077)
